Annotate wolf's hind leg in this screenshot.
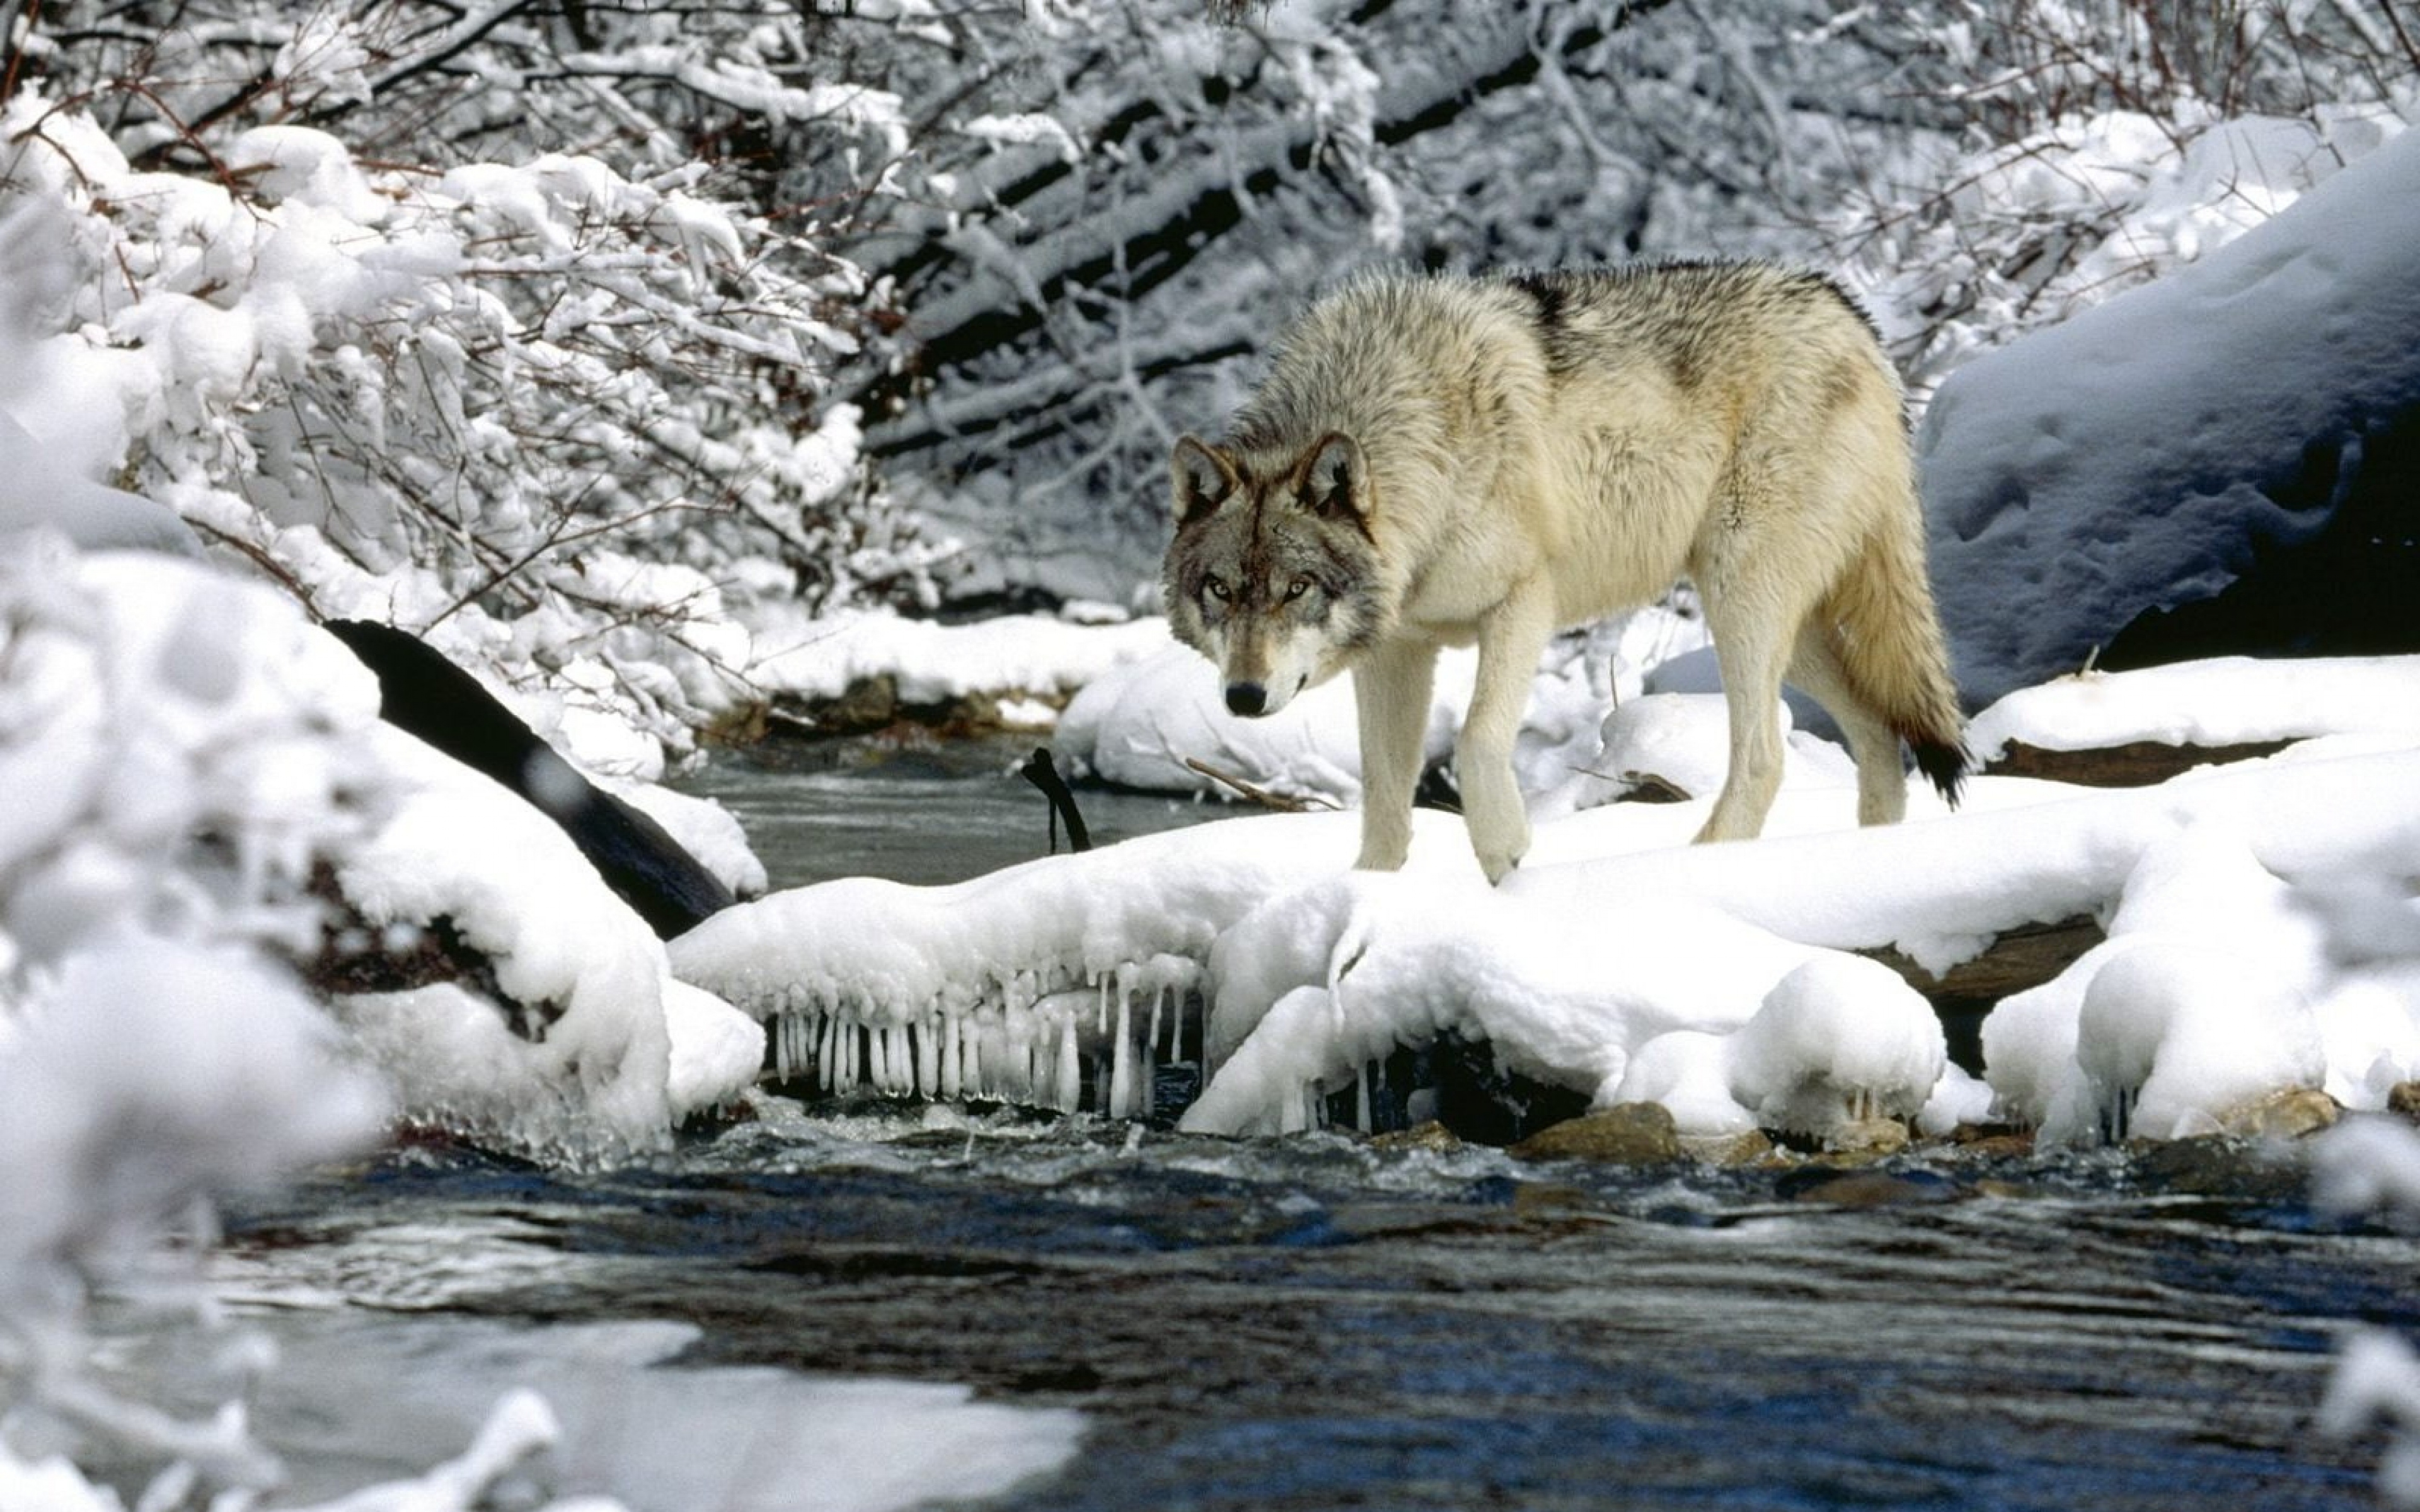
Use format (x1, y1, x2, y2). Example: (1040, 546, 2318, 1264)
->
(1789, 622, 1908, 826)
(1460, 581, 1556, 884)
(1352, 640, 1438, 872)
(1693, 577, 1796, 844)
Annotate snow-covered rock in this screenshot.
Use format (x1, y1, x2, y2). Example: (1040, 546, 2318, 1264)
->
(1923, 123, 2420, 707)
(1726, 955, 1947, 1137)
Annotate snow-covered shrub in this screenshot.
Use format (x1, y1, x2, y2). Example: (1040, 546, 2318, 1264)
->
(0, 536, 698, 1508)
(0, 540, 393, 1501)
(1826, 0, 2417, 392)
(1, 3, 945, 762)
(833, 0, 1978, 597)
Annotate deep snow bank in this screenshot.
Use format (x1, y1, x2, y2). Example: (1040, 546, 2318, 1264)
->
(1921, 122, 2420, 706)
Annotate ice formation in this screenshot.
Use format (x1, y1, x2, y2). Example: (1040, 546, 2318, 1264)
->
(669, 806, 1408, 1116)
(680, 692, 2420, 1147)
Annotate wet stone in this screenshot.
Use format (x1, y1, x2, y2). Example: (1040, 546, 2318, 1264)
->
(1680, 1129, 1774, 1167)
(1368, 1120, 1463, 1154)
(1509, 1102, 1681, 1165)
(2387, 1081, 2420, 1125)
(2134, 1134, 2308, 1200)
(2216, 1085, 2341, 1140)
(1822, 1118, 1911, 1159)
(1783, 1169, 1959, 1208)
(1949, 1132, 2036, 1160)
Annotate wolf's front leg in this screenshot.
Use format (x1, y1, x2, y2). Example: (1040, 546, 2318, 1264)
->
(1460, 582, 1556, 884)
(1351, 641, 1438, 871)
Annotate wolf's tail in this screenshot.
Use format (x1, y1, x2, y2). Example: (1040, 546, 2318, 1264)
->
(1828, 508, 1969, 806)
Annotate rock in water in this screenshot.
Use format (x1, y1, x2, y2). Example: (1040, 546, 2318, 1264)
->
(1509, 1103, 1682, 1165)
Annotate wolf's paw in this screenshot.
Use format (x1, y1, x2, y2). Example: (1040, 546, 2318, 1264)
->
(1471, 827, 1530, 886)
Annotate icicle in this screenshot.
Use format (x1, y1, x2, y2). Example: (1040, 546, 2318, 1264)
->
(817, 1012, 837, 1095)
(1097, 974, 1109, 1036)
(1140, 1032, 1157, 1122)
(1146, 989, 1163, 1070)
(1108, 988, 1134, 1120)
(840, 1014, 860, 1093)
(1056, 1016, 1082, 1114)
(1356, 1059, 1372, 1133)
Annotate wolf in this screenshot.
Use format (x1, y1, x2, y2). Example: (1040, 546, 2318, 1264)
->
(1160, 261, 1966, 883)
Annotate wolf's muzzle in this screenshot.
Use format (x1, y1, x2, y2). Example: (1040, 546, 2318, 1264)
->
(1224, 682, 1267, 716)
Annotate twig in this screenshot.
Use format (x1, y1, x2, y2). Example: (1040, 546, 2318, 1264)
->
(1019, 748, 1092, 853)
(1568, 765, 1693, 805)
(1182, 758, 1339, 812)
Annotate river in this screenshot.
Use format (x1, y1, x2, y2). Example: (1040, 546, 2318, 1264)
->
(199, 740, 2415, 1511)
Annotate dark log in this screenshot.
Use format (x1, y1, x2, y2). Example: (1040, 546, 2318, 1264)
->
(1985, 738, 2294, 788)
(323, 619, 735, 940)
(1863, 915, 2107, 1075)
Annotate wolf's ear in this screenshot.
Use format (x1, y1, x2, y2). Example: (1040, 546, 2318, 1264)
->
(1170, 435, 1239, 527)
(1296, 432, 1370, 525)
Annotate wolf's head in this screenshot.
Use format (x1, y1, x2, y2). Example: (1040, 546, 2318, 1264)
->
(1160, 432, 1385, 719)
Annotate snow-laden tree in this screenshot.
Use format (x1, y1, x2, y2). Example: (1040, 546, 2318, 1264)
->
(816, 0, 1949, 600)
(1, 1, 947, 762)
(4, 0, 2411, 742)
(807, 0, 2414, 601)
(1833, 0, 2420, 391)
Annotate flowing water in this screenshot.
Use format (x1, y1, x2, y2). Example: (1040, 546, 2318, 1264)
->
(200, 742, 2419, 1511)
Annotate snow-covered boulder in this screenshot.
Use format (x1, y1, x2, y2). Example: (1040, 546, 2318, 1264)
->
(1726, 955, 1947, 1137)
(328, 726, 734, 1162)
(1922, 123, 2420, 707)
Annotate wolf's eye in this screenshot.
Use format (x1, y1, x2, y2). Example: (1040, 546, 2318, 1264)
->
(1285, 577, 1313, 602)
(1204, 576, 1231, 603)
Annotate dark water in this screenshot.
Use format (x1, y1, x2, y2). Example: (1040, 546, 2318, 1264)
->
(672, 736, 1226, 888)
(202, 746, 2420, 1510)
(223, 1118, 2416, 1511)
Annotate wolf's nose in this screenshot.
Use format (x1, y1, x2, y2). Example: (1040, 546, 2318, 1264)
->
(1224, 682, 1267, 716)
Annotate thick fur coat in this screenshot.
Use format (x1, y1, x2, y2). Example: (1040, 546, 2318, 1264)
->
(1163, 261, 1966, 883)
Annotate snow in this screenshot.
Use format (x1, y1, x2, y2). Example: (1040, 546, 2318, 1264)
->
(1056, 605, 1707, 808)
(1726, 956, 1946, 1135)
(1968, 655, 2420, 762)
(7, 18, 2420, 1506)
(1922, 120, 2420, 706)
(0, 410, 199, 557)
(333, 723, 768, 1160)
(745, 602, 1171, 713)
(210, 1315, 1085, 1512)
(677, 649, 2420, 1149)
